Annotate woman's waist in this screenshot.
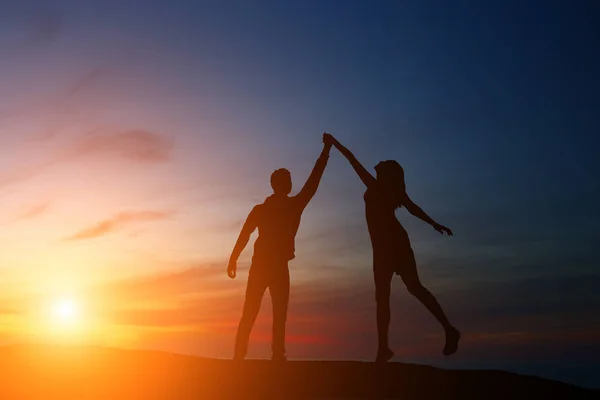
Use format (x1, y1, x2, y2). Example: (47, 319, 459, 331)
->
(366, 216, 405, 230)
(368, 221, 407, 239)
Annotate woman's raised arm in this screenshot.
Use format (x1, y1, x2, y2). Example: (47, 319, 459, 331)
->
(325, 133, 376, 188)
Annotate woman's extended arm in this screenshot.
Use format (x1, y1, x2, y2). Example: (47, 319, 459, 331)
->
(325, 133, 376, 188)
(402, 193, 453, 235)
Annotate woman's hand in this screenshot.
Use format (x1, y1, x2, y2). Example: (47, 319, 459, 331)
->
(434, 223, 453, 236)
(323, 133, 341, 150)
(322, 132, 376, 188)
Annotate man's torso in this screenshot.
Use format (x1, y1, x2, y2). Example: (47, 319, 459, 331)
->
(252, 195, 304, 267)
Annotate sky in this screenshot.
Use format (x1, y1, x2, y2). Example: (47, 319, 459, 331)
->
(0, 0, 599, 388)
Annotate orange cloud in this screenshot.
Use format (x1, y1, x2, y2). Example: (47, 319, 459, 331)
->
(0, 306, 21, 316)
(93, 265, 227, 303)
(63, 210, 173, 241)
(82, 265, 242, 339)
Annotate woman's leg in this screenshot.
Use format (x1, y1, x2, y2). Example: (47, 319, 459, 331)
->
(400, 254, 460, 355)
(374, 267, 394, 361)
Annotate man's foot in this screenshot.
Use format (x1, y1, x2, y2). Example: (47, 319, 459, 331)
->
(375, 348, 394, 363)
(443, 328, 460, 356)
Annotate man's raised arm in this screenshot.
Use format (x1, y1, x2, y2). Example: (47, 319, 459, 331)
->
(295, 134, 332, 208)
(227, 206, 259, 279)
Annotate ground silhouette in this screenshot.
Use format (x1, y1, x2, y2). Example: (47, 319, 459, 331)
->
(0, 344, 597, 399)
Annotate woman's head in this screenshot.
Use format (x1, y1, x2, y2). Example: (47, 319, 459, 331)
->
(375, 160, 404, 185)
(375, 160, 406, 204)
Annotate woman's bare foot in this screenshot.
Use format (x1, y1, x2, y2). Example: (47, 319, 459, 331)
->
(443, 328, 460, 356)
(375, 348, 394, 363)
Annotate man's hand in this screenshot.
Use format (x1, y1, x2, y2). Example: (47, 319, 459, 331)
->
(434, 223, 453, 236)
(227, 261, 237, 279)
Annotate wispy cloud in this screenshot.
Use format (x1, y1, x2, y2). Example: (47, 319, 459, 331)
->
(0, 163, 55, 190)
(27, 8, 63, 47)
(15, 202, 50, 221)
(0, 68, 106, 124)
(63, 68, 104, 99)
(0, 5, 63, 52)
(69, 129, 174, 163)
(0, 129, 174, 189)
(63, 210, 173, 241)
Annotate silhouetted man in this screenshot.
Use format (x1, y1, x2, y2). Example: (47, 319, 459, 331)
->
(228, 134, 332, 361)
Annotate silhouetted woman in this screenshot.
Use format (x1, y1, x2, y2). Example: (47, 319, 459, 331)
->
(324, 133, 460, 361)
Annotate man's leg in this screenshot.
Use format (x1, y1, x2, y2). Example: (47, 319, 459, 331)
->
(269, 265, 290, 360)
(234, 269, 268, 359)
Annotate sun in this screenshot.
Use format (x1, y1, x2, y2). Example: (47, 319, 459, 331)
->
(36, 295, 99, 344)
(51, 298, 79, 324)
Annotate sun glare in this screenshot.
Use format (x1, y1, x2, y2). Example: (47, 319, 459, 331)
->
(51, 298, 79, 323)
(33, 295, 103, 345)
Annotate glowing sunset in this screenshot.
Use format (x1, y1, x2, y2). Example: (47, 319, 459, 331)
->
(0, 1, 598, 398)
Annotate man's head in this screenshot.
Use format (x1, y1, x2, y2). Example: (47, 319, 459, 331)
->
(270, 168, 292, 195)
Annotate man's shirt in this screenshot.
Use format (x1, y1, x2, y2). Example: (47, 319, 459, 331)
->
(250, 151, 329, 266)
